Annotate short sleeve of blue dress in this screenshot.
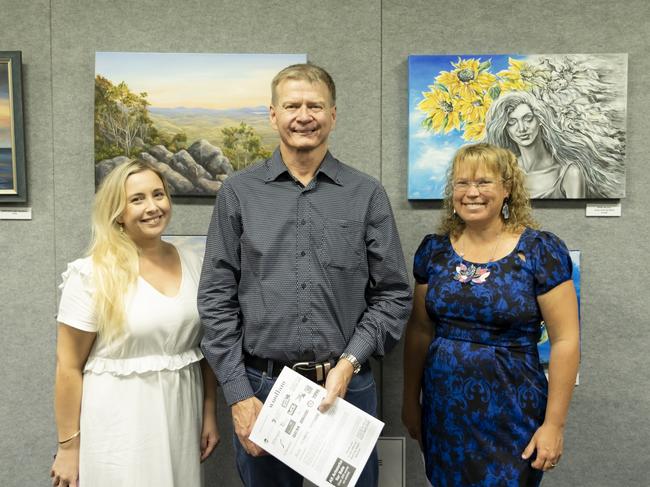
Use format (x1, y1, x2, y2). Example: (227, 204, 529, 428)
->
(528, 231, 573, 295)
(413, 235, 433, 284)
(413, 234, 449, 285)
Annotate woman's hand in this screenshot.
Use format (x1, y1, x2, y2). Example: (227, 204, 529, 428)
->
(200, 411, 220, 462)
(50, 443, 79, 487)
(401, 397, 423, 451)
(521, 422, 564, 471)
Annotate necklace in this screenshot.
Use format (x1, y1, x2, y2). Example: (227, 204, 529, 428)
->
(453, 231, 502, 284)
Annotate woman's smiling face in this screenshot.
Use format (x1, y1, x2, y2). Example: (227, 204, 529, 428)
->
(118, 169, 171, 244)
(452, 162, 509, 229)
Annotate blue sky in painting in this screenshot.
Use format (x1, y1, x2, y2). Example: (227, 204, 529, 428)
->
(407, 54, 525, 199)
(95, 52, 306, 110)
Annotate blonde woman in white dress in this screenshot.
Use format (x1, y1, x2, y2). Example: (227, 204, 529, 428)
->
(50, 160, 219, 487)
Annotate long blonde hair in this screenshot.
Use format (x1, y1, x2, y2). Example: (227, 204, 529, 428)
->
(89, 159, 171, 339)
(439, 143, 538, 238)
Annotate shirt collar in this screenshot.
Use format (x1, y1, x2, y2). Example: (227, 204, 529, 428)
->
(265, 148, 343, 186)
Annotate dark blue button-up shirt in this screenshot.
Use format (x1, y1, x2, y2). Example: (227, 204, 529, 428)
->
(199, 149, 412, 405)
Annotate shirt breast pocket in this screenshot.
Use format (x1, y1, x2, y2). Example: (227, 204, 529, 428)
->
(321, 218, 366, 270)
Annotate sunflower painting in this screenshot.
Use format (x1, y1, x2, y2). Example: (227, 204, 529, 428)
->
(408, 54, 628, 200)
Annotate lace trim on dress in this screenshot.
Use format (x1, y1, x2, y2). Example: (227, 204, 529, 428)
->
(84, 347, 204, 376)
(59, 257, 94, 290)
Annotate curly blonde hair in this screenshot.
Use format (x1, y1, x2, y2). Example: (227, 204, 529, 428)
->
(439, 143, 538, 238)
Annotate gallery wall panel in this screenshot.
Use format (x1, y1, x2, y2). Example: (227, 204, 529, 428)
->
(0, 0, 56, 483)
(49, 1, 381, 485)
(381, 0, 649, 485)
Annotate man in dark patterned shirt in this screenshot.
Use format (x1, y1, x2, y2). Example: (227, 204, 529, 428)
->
(198, 63, 411, 487)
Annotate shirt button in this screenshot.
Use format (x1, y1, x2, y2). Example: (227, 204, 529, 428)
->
(302, 316, 308, 323)
(301, 283, 306, 289)
(300, 250, 306, 257)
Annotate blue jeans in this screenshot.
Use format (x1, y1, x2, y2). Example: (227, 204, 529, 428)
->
(235, 364, 379, 487)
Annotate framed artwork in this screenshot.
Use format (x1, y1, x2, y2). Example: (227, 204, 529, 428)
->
(408, 54, 627, 200)
(161, 235, 206, 258)
(95, 52, 307, 196)
(0, 51, 26, 203)
(537, 250, 581, 381)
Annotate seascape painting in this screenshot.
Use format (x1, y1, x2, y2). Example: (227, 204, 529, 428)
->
(95, 52, 306, 196)
(0, 61, 12, 191)
(408, 54, 627, 200)
(537, 250, 581, 375)
(0, 52, 26, 202)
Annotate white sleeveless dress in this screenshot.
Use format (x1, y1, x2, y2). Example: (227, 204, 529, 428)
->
(57, 245, 205, 486)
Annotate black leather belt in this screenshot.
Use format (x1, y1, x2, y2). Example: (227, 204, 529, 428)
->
(244, 354, 370, 385)
(244, 354, 336, 384)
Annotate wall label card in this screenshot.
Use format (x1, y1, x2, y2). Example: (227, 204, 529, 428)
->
(585, 202, 622, 217)
(0, 206, 31, 219)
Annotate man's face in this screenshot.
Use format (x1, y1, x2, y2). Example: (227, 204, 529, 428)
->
(270, 79, 336, 155)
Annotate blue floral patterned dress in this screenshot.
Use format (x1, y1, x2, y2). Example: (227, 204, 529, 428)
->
(413, 228, 572, 487)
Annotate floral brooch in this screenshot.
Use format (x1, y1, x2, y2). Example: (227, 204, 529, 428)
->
(453, 263, 490, 284)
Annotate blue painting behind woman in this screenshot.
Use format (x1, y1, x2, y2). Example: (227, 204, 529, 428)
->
(538, 250, 581, 366)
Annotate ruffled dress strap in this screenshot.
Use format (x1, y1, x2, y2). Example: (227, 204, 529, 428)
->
(59, 256, 94, 290)
(57, 257, 98, 333)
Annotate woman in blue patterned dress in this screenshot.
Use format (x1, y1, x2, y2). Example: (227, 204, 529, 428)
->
(402, 143, 579, 486)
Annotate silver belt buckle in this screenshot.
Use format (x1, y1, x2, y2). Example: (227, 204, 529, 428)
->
(292, 361, 332, 383)
(291, 361, 311, 372)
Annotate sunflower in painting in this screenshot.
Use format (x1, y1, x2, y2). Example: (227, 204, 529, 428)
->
(462, 121, 486, 141)
(456, 93, 493, 125)
(497, 58, 545, 93)
(418, 57, 499, 140)
(436, 58, 496, 100)
(417, 87, 461, 134)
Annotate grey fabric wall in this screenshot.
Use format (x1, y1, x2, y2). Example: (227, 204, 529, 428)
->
(0, 0, 647, 485)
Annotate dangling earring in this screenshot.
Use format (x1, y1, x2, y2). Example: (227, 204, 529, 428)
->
(118, 222, 124, 233)
(501, 199, 510, 220)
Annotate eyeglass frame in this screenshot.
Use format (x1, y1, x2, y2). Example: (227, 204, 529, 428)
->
(452, 178, 506, 192)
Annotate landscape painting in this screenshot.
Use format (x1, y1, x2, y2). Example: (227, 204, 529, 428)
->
(162, 235, 206, 260)
(0, 51, 26, 202)
(95, 52, 306, 196)
(408, 54, 627, 200)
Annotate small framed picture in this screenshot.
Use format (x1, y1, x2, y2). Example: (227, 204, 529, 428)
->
(0, 51, 26, 203)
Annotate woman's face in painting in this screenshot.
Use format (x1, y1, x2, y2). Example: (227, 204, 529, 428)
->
(506, 103, 540, 148)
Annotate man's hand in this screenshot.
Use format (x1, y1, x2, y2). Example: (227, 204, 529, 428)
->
(231, 396, 266, 456)
(318, 359, 354, 413)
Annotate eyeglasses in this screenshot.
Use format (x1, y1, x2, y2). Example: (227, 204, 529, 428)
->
(452, 179, 502, 192)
